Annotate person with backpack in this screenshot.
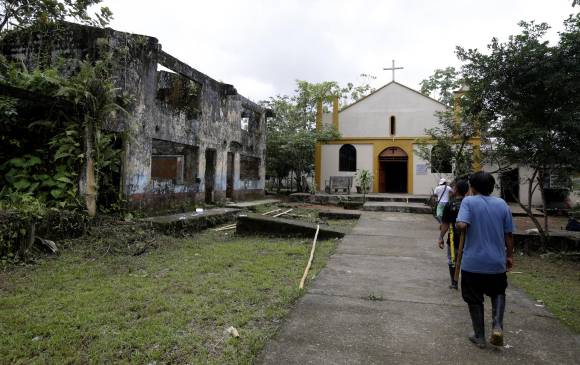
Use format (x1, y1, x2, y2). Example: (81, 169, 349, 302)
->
(437, 179, 469, 290)
(433, 178, 453, 223)
(456, 171, 514, 348)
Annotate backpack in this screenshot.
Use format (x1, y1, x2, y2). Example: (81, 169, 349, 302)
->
(566, 217, 580, 232)
(446, 198, 463, 224)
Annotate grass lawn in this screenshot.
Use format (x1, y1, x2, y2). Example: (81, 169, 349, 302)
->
(510, 253, 580, 333)
(0, 227, 338, 364)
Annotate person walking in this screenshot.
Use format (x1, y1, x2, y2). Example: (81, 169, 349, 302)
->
(456, 171, 514, 348)
(433, 178, 452, 223)
(437, 179, 469, 289)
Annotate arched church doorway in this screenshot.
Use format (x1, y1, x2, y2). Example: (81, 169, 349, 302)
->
(378, 147, 408, 193)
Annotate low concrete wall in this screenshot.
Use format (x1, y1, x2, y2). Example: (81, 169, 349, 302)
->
(318, 211, 361, 220)
(514, 231, 580, 253)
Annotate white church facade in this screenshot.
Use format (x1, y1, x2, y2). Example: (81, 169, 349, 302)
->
(314, 81, 480, 195)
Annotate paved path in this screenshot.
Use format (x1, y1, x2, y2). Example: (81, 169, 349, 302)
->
(258, 211, 580, 364)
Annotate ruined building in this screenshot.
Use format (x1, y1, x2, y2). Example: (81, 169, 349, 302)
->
(0, 22, 268, 209)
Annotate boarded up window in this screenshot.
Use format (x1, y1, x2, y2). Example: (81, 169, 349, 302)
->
(240, 155, 261, 180)
(151, 155, 184, 184)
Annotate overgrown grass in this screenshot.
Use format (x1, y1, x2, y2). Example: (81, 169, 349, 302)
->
(0, 228, 338, 364)
(510, 253, 580, 333)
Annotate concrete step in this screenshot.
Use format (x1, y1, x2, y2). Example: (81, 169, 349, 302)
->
(365, 194, 429, 204)
(362, 201, 432, 214)
(290, 193, 429, 205)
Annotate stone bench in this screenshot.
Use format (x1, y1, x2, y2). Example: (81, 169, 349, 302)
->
(326, 176, 353, 194)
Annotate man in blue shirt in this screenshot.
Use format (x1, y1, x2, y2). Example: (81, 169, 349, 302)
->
(456, 171, 514, 348)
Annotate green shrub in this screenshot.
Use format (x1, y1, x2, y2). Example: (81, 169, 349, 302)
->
(0, 194, 89, 263)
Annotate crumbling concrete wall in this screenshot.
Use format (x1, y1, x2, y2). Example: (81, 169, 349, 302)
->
(0, 22, 268, 210)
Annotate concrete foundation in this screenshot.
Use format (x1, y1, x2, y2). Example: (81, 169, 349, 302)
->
(142, 208, 239, 235)
(236, 214, 345, 239)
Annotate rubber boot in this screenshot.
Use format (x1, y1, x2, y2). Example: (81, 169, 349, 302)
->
(490, 294, 506, 346)
(468, 304, 486, 348)
(449, 266, 457, 290)
(448, 266, 458, 289)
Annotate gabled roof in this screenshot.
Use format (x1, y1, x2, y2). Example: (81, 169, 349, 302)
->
(339, 81, 448, 113)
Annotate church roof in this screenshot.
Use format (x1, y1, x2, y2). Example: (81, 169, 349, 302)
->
(339, 81, 448, 112)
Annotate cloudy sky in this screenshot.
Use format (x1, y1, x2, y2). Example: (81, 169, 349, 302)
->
(99, 0, 575, 102)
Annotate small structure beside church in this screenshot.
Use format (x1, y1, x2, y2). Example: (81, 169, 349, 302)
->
(315, 80, 474, 195)
(0, 22, 268, 209)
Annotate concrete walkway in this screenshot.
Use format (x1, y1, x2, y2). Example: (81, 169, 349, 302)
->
(258, 211, 580, 364)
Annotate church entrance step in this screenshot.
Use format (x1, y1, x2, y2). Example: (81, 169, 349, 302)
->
(362, 201, 432, 214)
(290, 193, 430, 205)
(364, 194, 429, 204)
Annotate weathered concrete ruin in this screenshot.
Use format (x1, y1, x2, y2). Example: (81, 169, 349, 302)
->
(0, 22, 268, 209)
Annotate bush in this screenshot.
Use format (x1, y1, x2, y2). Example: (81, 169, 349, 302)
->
(0, 195, 89, 262)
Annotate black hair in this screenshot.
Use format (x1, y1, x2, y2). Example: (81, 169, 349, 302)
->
(455, 179, 469, 196)
(469, 171, 495, 196)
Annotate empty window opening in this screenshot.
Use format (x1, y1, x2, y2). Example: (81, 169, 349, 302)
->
(241, 116, 249, 131)
(156, 71, 202, 120)
(205, 149, 217, 203)
(241, 108, 260, 131)
(157, 63, 176, 74)
(240, 155, 261, 180)
(390, 116, 396, 135)
(339, 144, 357, 172)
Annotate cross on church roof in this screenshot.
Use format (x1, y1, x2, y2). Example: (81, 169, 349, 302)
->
(383, 59, 404, 82)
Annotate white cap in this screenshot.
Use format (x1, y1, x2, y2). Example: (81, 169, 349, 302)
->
(439, 178, 447, 185)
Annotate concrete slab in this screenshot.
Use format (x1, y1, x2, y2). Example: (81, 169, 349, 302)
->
(226, 199, 280, 209)
(142, 208, 239, 234)
(257, 211, 580, 364)
(236, 213, 345, 239)
(363, 201, 432, 214)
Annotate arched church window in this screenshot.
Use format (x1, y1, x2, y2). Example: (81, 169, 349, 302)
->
(339, 144, 357, 172)
(430, 144, 453, 173)
(390, 116, 396, 135)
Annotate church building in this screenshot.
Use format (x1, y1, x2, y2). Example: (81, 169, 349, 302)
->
(314, 81, 479, 195)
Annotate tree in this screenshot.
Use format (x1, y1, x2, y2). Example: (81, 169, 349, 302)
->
(262, 77, 375, 192)
(419, 67, 462, 107)
(0, 0, 112, 34)
(416, 68, 481, 180)
(0, 54, 126, 215)
(458, 17, 580, 241)
(261, 81, 339, 192)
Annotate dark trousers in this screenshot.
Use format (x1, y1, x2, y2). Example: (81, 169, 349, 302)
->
(461, 270, 508, 305)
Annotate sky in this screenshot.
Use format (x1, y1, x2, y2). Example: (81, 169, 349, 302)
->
(97, 0, 576, 102)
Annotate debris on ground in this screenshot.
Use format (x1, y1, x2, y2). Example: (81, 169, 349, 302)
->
(34, 237, 58, 255)
(225, 326, 240, 338)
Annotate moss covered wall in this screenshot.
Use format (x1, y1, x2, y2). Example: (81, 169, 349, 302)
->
(1, 22, 267, 210)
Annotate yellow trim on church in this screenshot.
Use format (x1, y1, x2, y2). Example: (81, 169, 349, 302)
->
(313, 84, 481, 195)
(317, 138, 415, 193)
(315, 136, 481, 194)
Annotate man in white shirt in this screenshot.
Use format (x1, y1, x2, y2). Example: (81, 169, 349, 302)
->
(434, 178, 452, 223)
